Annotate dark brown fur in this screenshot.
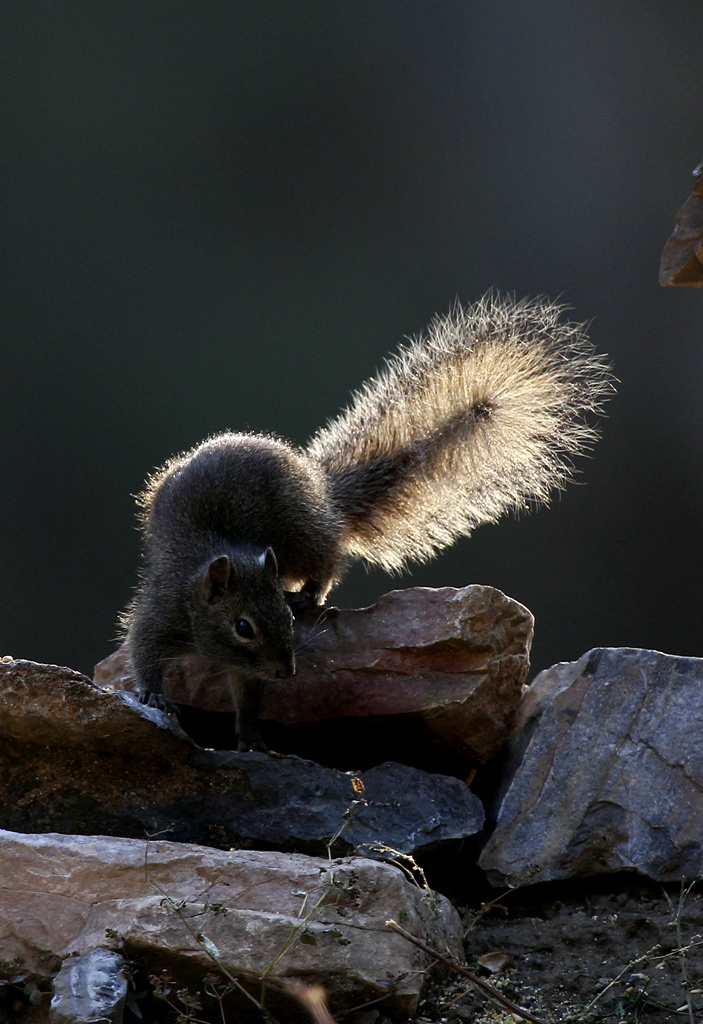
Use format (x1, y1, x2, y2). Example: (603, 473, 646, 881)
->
(124, 294, 613, 750)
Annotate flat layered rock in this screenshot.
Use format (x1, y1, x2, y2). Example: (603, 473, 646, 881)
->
(97, 584, 533, 771)
(479, 647, 703, 885)
(0, 830, 464, 1020)
(0, 659, 483, 863)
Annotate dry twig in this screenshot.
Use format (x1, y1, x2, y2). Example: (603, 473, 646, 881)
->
(386, 918, 548, 1024)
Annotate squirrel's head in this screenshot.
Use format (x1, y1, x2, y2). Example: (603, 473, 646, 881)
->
(188, 546, 295, 680)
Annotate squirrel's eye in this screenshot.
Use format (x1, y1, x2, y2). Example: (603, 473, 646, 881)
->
(234, 618, 256, 641)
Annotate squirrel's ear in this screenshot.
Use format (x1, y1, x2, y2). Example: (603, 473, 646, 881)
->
(261, 546, 279, 577)
(206, 555, 232, 603)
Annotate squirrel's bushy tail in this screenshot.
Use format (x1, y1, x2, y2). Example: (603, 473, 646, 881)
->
(306, 293, 614, 571)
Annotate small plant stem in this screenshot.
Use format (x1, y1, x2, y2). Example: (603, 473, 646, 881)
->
(149, 875, 282, 1024)
(675, 880, 696, 1024)
(259, 880, 333, 998)
(385, 919, 548, 1024)
(580, 945, 660, 1018)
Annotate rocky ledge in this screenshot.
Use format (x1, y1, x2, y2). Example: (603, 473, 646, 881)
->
(2, 585, 703, 1021)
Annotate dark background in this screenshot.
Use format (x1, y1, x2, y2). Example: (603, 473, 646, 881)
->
(2, 2, 702, 680)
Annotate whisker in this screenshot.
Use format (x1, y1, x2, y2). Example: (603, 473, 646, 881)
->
(294, 627, 327, 654)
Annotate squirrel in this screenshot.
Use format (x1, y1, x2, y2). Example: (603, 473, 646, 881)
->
(123, 293, 613, 751)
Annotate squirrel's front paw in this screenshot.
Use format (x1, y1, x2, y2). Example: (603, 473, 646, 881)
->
(236, 724, 269, 754)
(138, 686, 177, 716)
(285, 590, 321, 613)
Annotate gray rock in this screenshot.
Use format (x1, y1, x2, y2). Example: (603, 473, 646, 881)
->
(479, 647, 703, 885)
(96, 584, 533, 770)
(0, 660, 483, 861)
(188, 751, 485, 859)
(1, 830, 464, 1020)
(50, 949, 127, 1024)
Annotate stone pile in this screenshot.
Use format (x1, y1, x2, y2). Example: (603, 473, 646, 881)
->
(96, 582, 533, 771)
(2, 584, 703, 1022)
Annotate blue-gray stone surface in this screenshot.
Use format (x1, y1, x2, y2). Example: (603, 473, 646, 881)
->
(479, 647, 703, 885)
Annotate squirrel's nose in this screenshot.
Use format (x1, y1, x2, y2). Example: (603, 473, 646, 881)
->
(275, 657, 295, 679)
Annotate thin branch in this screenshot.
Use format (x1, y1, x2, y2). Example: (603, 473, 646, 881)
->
(385, 918, 548, 1024)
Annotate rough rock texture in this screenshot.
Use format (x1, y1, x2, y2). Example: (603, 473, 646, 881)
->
(0, 660, 483, 862)
(96, 584, 533, 771)
(479, 647, 703, 885)
(659, 161, 703, 286)
(0, 830, 464, 1020)
(50, 949, 127, 1024)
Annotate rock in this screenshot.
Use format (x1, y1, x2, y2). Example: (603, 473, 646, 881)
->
(50, 949, 127, 1024)
(96, 584, 533, 771)
(659, 160, 703, 286)
(0, 830, 465, 1020)
(342, 760, 483, 859)
(479, 647, 703, 885)
(0, 660, 483, 864)
(0, 660, 192, 755)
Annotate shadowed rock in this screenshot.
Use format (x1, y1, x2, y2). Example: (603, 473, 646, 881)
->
(660, 160, 703, 286)
(96, 584, 533, 772)
(0, 659, 483, 862)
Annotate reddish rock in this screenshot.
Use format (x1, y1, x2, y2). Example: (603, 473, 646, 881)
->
(96, 585, 533, 770)
(659, 162, 703, 286)
(0, 830, 464, 1019)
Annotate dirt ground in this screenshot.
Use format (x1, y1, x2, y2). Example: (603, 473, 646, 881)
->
(404, 877, 703, 1024)
(3, 877, 702, 1024)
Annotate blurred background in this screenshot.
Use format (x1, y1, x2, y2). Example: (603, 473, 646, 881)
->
(2, 2, 702, 679)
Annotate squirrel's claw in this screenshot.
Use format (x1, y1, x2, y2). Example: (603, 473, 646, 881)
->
(138, 686, 177, 716)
